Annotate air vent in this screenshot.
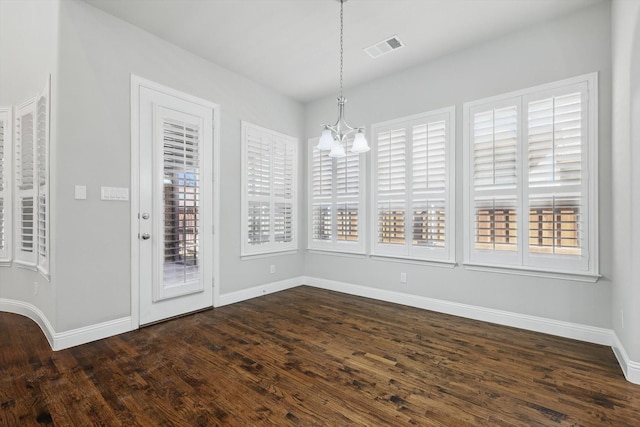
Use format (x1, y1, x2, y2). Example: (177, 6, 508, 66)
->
(364, 36, 404, 59)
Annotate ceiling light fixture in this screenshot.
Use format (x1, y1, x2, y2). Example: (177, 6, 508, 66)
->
(317, 0, 370, 158)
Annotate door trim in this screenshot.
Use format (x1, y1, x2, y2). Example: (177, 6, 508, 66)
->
(130, 75, 220, 329)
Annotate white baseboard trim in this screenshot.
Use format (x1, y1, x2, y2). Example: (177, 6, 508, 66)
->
(0, 298, 133, 351)
(0, 298, 56, 349)
(302, 276, 614, 346)
(611, 333, 640, 385)
(217, 276, 302, 307)
(52, 317, 133, 351)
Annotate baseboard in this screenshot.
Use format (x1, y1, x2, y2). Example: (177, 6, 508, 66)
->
(217, 276, 302, 307)
(52, 317, 132, 351)
(0, 298, 56, 349)
(302, 276, 614, 346)
(611, 333, 640, 385)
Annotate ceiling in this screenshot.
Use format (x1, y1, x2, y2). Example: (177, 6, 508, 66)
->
(81, 0, 603, 103)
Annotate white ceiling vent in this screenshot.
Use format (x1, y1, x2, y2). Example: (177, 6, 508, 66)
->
(364, 36, 404, 59)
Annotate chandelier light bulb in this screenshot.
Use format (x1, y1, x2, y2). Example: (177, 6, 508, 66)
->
(328, 140, 347, 158)
(351, 129, 370, 153)
(318, 127, 334, 151)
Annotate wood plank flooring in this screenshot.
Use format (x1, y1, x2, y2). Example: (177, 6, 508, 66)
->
(2, 286, 640, 426)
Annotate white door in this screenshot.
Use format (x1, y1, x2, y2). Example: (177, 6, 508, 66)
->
(134, 79, 215, 325)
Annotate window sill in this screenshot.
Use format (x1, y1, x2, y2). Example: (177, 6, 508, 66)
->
(370, 254, 457, 268)
(13, 261, 37, 272)
(241, 249, 299, 261)
(307, 249, 367, 259)
(463, 263, 601, 283)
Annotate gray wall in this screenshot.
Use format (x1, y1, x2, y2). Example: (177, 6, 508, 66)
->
(611, 0, 640, 361)
(304, 2, 613, 328)
(0, 0, 59, 329)
(54, 0, 305, 331)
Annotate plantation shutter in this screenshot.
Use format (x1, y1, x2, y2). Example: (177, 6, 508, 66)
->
(310, 143, 333, 243)
(36, 83, 50, 275)
(14, 98, 37, 266)
(468, 101, 520, 264)
(0, 108, 11, 262)
(411, 120, 447, 250)
(373, 108, 454, 261)
(464, 74, 596, 277)
(273, 139, 294, 244)
(242, 122, 297, 255)
(335, 138, 360, 243)
(308, 136, 364, 253)
(162, 116, 201, 287)
(246, 128, 271, 246)
(524, 83, 588, 269)
(376, 127, 406, 252)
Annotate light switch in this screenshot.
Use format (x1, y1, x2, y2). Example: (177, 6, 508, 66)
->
(101, 186, 129, 201)
(75, 185, 87, 200)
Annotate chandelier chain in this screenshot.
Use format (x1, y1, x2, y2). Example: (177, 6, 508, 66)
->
(339, 0, 344, 100)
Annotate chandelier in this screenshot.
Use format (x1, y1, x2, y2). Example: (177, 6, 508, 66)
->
(317, 0, 370, 158)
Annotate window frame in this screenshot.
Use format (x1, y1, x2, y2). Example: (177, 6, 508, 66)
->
(307, 136, 367, 254)
(371, 106, 456, 264)
(462, 73, 599, 280)
(241, 121, 298, 257)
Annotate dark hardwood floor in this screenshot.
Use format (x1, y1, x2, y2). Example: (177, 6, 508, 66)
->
(1, 286, 640, 426)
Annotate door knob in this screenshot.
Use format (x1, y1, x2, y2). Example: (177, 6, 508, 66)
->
(141, 213, 150, 220)
(141, 233, 151, 240)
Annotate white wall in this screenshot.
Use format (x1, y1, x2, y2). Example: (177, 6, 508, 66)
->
(0, 0, 59, 330)
(305, 2, 612, 328)
(612, 0, 640, 363)
(54, 0, 305, 331)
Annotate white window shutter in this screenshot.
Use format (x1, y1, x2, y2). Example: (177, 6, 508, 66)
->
(373, 107, 455, 262)
(14, 97, 37, 266)
(308, 136, 365, 253)
(0, 107, 12, 262)
(241, 122, 297, 256)
(464, 74, 597, 277)
(524, 81, 590, 272)
(376, 127, 407, 253)
(36, 81, 50, 276)
(162, 116, 201, 286)
(528, 92, 582, 187)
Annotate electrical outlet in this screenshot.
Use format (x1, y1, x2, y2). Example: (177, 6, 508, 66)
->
(400, 272, 407, 284)
(270, 264, 276, 274)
